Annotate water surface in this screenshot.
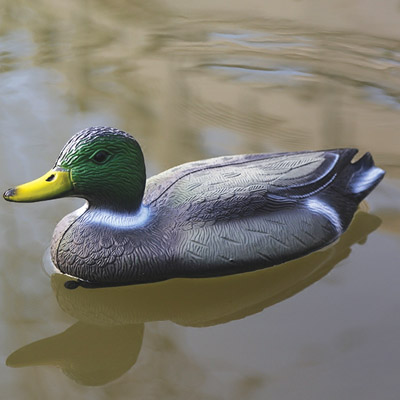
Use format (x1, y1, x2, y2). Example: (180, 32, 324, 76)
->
(0, 1, 399, 399)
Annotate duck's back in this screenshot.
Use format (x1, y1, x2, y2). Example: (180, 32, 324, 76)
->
(144, 150, 338, 207)
(143, 149, 384, 278)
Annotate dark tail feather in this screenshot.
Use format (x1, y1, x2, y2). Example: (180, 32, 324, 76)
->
(345, 152, 385, 202)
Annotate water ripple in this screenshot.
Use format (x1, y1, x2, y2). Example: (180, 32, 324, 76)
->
(207, 64, 312, 84)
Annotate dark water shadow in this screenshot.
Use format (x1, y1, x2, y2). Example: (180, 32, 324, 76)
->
(6, 211, 380, 386)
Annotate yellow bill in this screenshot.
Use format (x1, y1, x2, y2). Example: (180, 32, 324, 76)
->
(3, 168, 73, 202)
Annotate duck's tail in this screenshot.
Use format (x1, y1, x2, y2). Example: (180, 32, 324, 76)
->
(341, 151, 385, 203)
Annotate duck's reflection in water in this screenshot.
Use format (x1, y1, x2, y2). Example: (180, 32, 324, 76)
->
(7, 211, 380, 386)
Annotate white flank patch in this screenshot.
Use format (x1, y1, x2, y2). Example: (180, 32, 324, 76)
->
(306, 198, 342, 233)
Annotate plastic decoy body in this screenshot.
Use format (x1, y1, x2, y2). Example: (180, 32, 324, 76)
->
(3, 127, 385, 283)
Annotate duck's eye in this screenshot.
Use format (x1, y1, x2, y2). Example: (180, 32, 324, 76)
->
(90, 150, 111, 164)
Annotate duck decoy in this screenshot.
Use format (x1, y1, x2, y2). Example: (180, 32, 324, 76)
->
(3, 127, 385, 284)
(6, 211, 380, 386)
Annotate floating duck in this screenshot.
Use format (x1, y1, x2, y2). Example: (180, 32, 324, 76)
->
(6, 211, 380, 386)
(3, 127, 384, 284)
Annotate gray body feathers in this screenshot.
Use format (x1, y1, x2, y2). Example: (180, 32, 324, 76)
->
(52, 149, 384, 283)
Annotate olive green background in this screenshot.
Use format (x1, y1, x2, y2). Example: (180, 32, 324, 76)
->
(0, 1, 399, 399)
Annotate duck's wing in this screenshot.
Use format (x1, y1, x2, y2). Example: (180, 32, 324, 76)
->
(141, 148, 383, 279)
(143, 149, 357, 214)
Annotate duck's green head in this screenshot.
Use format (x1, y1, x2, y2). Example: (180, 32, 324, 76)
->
(3, 127, 146, 212)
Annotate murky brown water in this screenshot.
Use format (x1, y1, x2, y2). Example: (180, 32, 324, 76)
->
(1, 1, 399, 398)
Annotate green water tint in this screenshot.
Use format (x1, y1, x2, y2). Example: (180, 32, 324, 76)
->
(7, 211, 379, 386)
(1, 0, 400, 397)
